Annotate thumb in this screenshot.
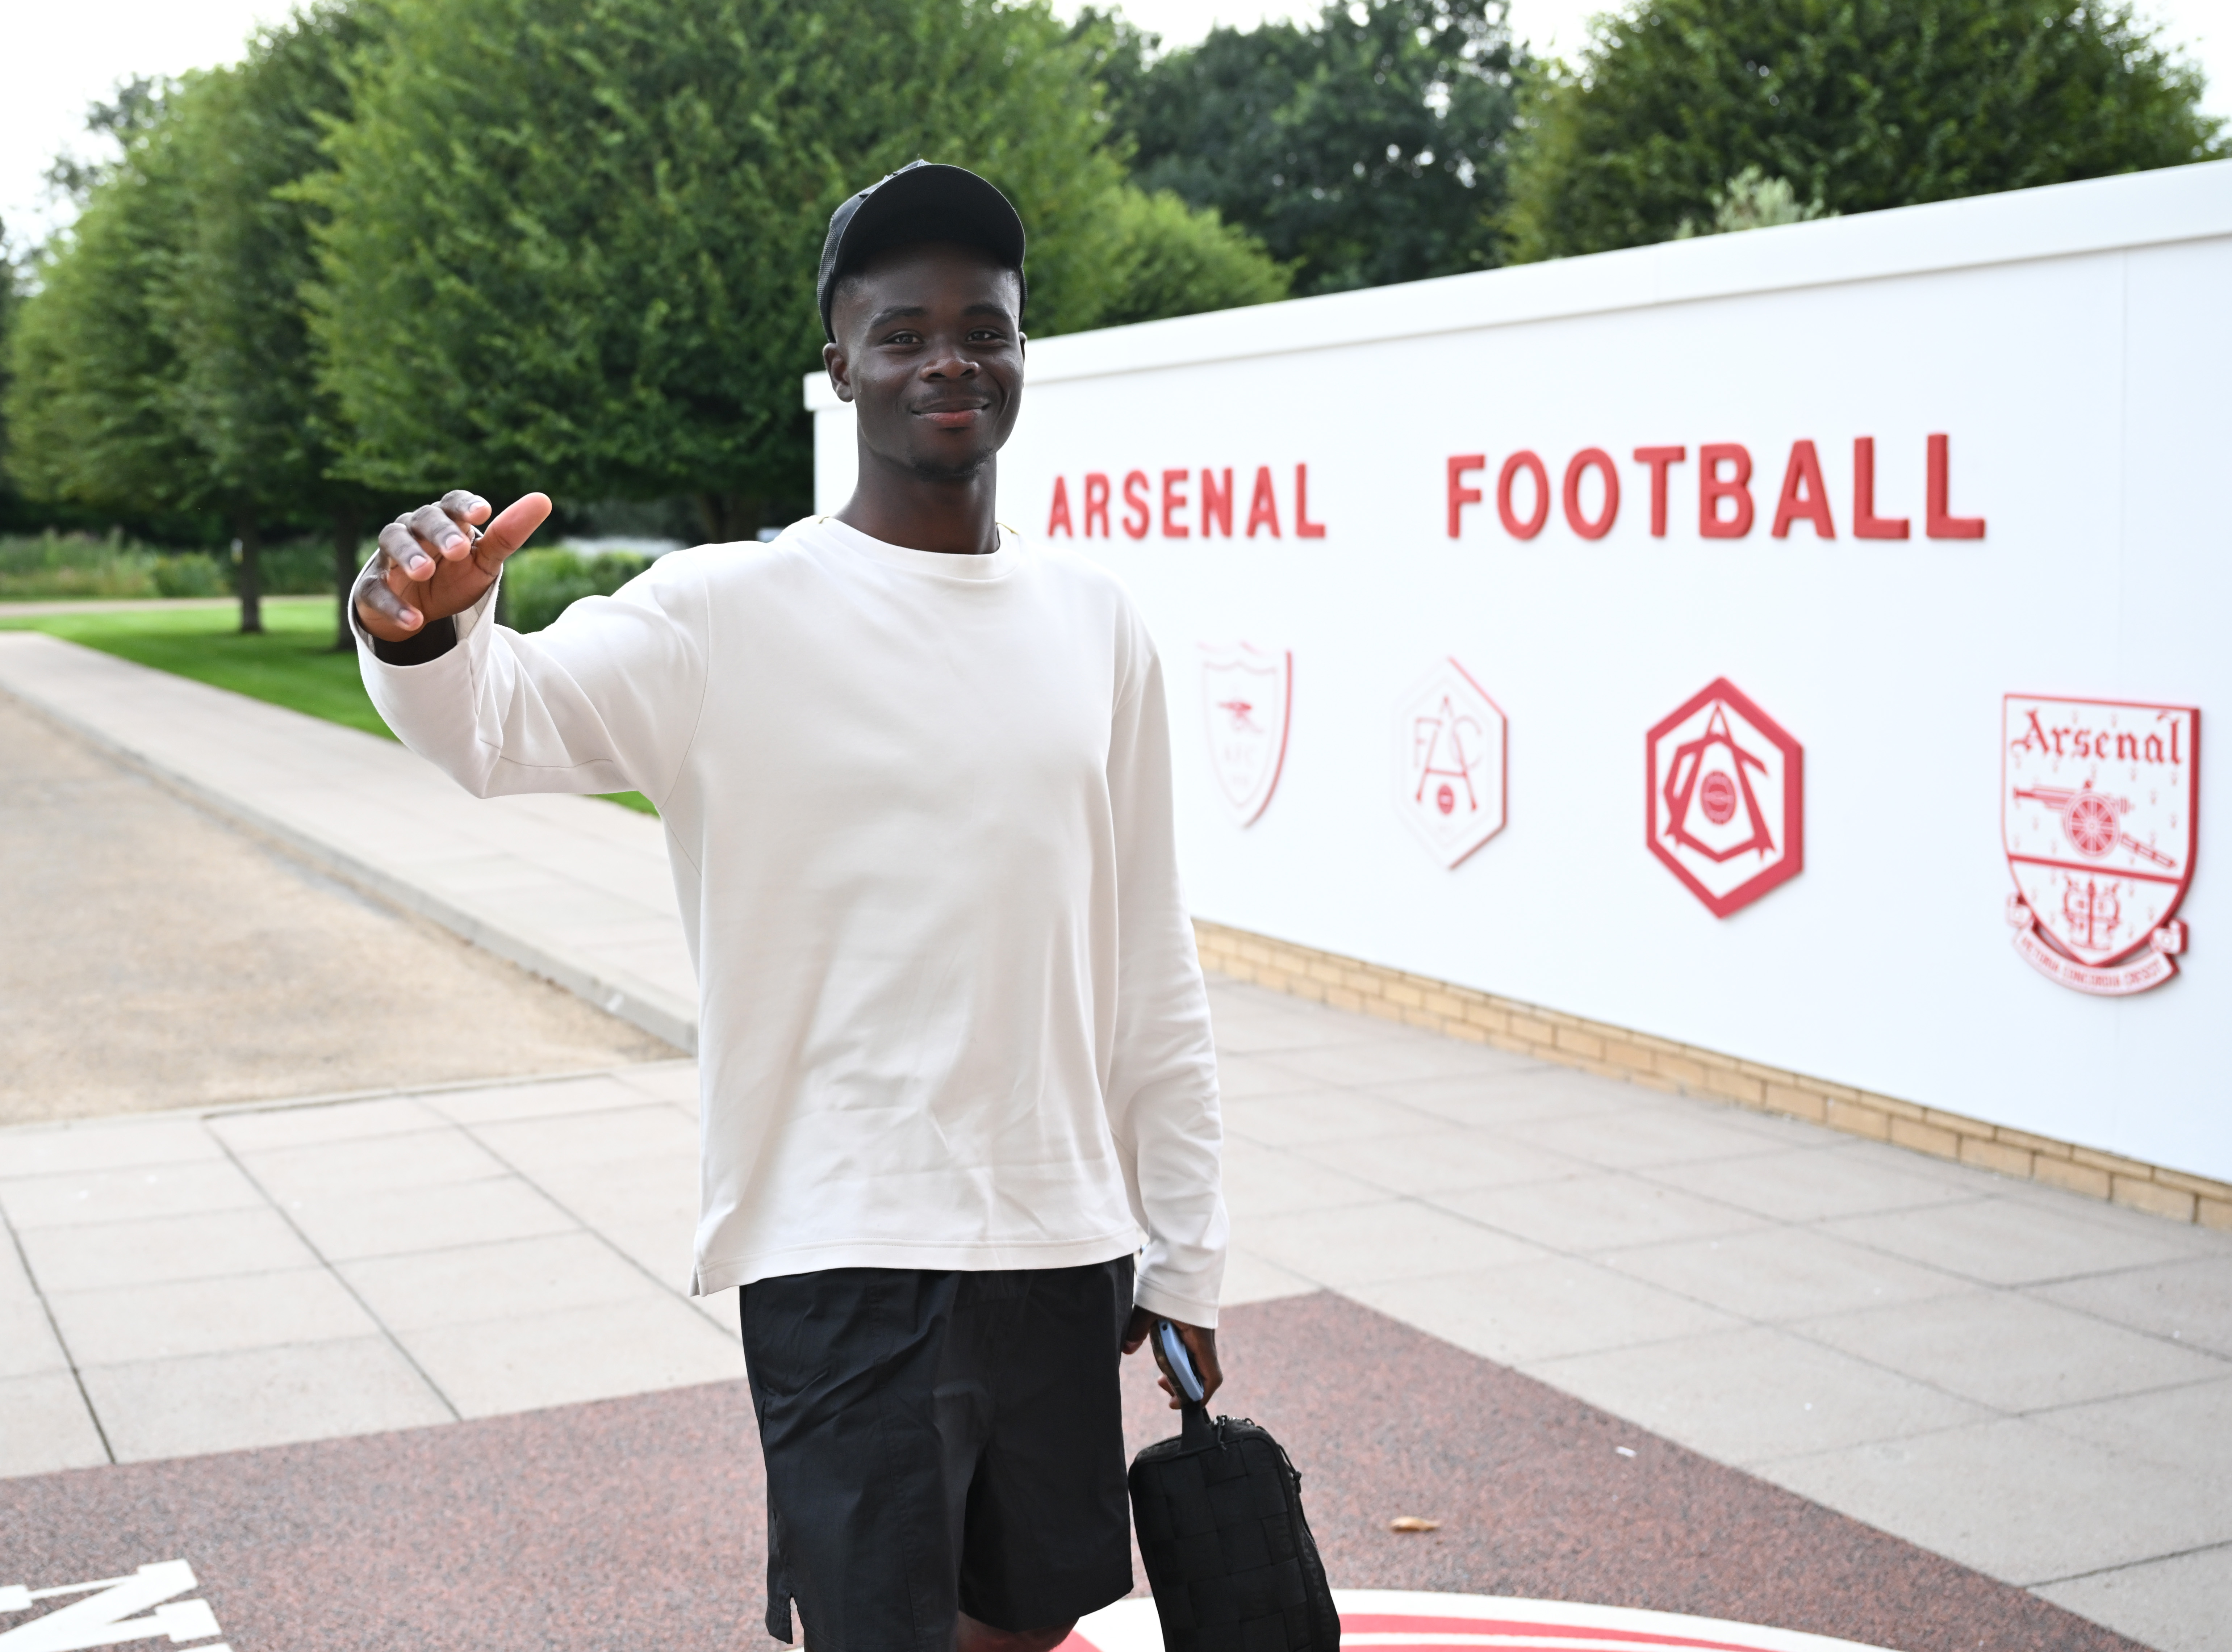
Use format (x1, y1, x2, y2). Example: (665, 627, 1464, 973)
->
(481, 492, 553, 562)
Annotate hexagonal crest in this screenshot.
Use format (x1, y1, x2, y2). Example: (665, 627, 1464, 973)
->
(1394, 658, 1508, 868)
(1646, 677, 1804, 917)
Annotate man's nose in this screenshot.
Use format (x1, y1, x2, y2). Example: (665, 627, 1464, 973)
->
(923, 350, 978, 378)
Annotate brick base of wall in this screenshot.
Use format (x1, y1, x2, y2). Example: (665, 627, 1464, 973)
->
(1194, 919, 2232, 1232)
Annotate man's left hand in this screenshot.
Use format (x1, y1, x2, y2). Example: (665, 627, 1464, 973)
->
(1123, 1307, 1221, 1409)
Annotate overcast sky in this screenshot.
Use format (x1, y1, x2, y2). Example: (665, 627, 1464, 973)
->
(7, 0, 2228, 254)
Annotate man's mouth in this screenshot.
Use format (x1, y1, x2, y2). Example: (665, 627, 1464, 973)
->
(916, 402, 989, 428)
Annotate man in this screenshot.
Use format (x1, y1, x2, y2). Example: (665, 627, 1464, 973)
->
(350, 162, 1226, 1652)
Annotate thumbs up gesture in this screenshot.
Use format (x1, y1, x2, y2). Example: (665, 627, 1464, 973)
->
(355, 489, 552, 643)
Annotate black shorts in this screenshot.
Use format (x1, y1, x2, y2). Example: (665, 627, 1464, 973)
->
(740, 1257, 1136, 1652)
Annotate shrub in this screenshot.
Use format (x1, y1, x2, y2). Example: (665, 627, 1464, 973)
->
(0, 533, 160, 600)
(254, 538, 340, 595)
(0, 531, 339, 600)
(503, 546, 652, 634)
(153, 554, 227, 596)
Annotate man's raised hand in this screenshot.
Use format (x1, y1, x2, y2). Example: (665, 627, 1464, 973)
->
(354, 490, 552, 643)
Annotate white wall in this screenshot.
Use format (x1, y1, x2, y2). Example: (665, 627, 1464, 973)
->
(812, 162, 2232, 1182)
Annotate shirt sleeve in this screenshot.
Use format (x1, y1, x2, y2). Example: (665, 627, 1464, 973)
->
(1100, 628, 1228, 1327)
(354, 552, 711, 806)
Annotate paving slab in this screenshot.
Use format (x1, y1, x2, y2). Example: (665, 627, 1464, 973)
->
(205, 1096, 452, 1153)
(1221, 1088, 1449, 1148)
(1601, 1222, 1971, 1321)
(1818, 1194, 2211, 1288)
(1529, 1323, 1995, 1463)
(2035, 1255, 2232, 1358)
(1637, 1141, 1978, 1223)
(1796, 1290, 2229, 1413)
(395, 1295, 742, 1418)
(2026, 1376, 2232, 1479)
(0, 1296, 71, 1379)
(1434, 1169, 1771, 1254)
(1758, 1416, 2232, 1586)
(336, 1232, 669, 1330)
(1, 1160, 268, 1230)
(15, 1208, 321, 1293)
(1240, 1198, 1552, 1288)
(77, 1338, 453, 1461)
(1353, 1253, 1747, 1365)
(0, 1373, 109, 1476)
(1286, 1121, 1592, 1195)
(2036, 1545, 2232, 1652)
(276, 1177, 579, 1261)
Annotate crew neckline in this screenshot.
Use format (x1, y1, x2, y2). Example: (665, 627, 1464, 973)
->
(817, 515, 1016, 582)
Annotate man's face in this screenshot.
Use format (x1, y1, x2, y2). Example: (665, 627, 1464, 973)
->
(824, 241, 1025, 481)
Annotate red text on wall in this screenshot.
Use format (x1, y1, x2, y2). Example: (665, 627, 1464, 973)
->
(1047, 465, 1326, 540)
(1444, 436, 1985, 544)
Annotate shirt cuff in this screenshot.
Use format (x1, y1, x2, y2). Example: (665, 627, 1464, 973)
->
(368, 616, 459, 666)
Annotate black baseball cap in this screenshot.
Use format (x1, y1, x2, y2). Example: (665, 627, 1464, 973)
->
(816, 161, 1028, 341)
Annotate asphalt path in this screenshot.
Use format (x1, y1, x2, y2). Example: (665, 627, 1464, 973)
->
(0, 1293, 2136, 1652)
(0, 692, 676, 1125)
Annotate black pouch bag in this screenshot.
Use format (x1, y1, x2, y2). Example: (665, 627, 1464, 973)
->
(1127, 1397, 1340, 1652)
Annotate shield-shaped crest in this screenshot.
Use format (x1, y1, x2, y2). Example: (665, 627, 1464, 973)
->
(1393, 659, 1508, 867)
(2003, 695, 2197, 994)
(1199, 644, 1292, 826)
(1646, 679, 1804, 917)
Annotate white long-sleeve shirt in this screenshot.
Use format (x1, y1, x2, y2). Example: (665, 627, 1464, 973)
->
(357, 516, 1226, 1324)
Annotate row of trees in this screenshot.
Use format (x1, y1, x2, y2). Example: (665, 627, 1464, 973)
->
(0, 0, 1292, 632)
(1, 0, 2220, 634)
(1088, 0, 2218, 288)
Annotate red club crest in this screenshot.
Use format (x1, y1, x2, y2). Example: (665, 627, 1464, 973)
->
(2003, 695, 2197, 994)
(1646, 679, 1804, 917)
(1197, 643, 1292, 826)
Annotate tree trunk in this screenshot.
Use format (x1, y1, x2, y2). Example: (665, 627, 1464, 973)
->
(331, 510, 359, 651)
(693, 492, 764, 545)
(235, 510, 264, 636)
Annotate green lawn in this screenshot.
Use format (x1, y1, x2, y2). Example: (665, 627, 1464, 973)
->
(0, 596, 657, 815)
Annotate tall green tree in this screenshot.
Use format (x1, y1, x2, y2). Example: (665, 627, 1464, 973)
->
(1085, 0, 1525, 295)
(0, 224, 22, 534)
(5, 87, 214, 549)
(164, 4, 385, 642)
(1503, 0, 2225, 261)
(308, 0, 1285, 540)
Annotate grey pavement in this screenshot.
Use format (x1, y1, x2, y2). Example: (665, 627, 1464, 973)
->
(0, 692, 674, 1124)
(0, 631, 695, 1050)
(4, 986, 2227, 1649)
(3, 631, 2228, 1651)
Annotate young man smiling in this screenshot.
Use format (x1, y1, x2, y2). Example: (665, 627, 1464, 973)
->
(350, 163, 1227, 1652)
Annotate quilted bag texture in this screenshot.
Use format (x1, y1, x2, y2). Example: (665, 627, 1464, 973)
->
(1127, 1404, 1340, 1652)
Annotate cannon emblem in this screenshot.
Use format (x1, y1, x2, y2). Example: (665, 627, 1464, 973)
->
(2002, 695, 2197, 995)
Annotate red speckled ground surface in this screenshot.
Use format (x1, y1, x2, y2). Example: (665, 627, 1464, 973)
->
(0, 1293, 2137, 1652)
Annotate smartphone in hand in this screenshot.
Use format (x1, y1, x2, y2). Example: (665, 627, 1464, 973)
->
(1155, 1319, 1207, 1404)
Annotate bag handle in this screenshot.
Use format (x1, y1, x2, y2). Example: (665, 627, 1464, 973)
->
(1180, 1398, 1215, 1450)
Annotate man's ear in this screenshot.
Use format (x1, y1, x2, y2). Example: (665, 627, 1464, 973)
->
(823, 340, 854, 404)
